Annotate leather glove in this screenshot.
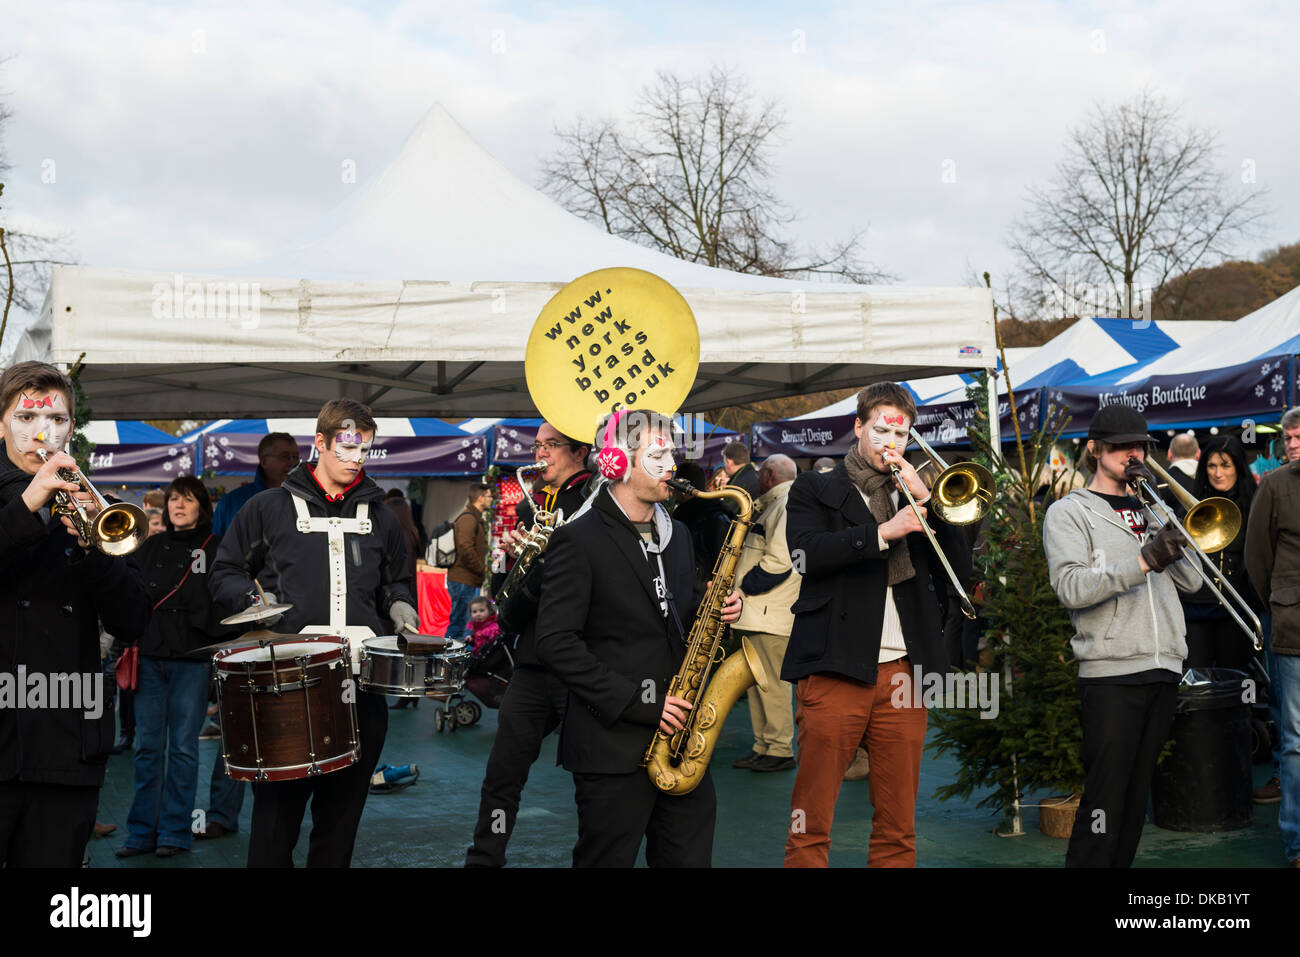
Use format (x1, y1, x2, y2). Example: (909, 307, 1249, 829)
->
(1141, 524, 1187, 573)
(389, 600, 420, 634)
(1123, 457, 1157, 492)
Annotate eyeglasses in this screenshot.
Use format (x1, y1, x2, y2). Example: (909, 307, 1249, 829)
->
(528, 441, 572, 453)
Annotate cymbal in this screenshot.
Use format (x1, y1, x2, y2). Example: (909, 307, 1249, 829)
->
(220, 601, 294, 627)
(187, 629, 303, 656)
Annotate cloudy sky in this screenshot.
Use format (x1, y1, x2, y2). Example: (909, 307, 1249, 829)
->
(1, 0, 1293, 338)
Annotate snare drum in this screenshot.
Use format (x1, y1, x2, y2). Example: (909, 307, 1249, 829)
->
(358, 636, 470, 698)
(214, 637, 360, 782)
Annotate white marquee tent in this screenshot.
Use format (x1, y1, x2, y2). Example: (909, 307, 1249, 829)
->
(16, 105, 995, 419)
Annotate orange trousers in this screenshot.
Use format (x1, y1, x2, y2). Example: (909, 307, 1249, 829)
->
(784, 661, 928, 867)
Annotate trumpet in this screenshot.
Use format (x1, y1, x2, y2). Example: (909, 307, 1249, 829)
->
(888, 429, 994, 621)
(1127, 455, 1262, 650)
(36, 446, 147, 556)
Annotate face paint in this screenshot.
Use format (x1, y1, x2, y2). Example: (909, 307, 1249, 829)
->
(639, 433, 677, 482)
(867, 410, 911, 454)
(332, 432, 372, 465)
(8, 392, 71, 455)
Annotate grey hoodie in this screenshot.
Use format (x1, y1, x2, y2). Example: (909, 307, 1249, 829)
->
(1043, 488, 1201, 679)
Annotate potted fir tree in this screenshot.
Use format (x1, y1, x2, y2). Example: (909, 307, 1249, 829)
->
(928, 372, 1085, 837)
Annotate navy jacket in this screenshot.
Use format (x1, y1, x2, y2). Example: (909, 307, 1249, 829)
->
(782, 462, 953, 686)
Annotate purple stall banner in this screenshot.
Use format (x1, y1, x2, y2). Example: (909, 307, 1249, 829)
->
(202, 433, 488, 476)
(751, 414, 856, 458)
(1048, 354, 1290, 437)
(914, 390, 1041, 449)
(492, 423, 542, 466)
(87, 444, 195, 484)
(494, 418, 740, 468)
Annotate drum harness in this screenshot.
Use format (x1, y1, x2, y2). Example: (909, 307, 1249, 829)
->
(290, 493, 377, 671)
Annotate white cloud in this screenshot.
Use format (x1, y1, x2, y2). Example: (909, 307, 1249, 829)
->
(1, 0, 1292, 322)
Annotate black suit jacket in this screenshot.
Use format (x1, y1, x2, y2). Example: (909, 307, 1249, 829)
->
(782, 462, 954, 686)
(533, 487, 697, 774)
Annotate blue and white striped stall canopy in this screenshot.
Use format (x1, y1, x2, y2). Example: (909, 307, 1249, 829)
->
(787, 350, 1033, 420)
(82, 420, 179, 445)
(1113, 284, 1300, 384)
(912, 318, 1225, 407)
(182, 417, 464, 441)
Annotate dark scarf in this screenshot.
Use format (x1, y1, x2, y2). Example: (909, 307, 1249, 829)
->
(844, 445, 914, 586)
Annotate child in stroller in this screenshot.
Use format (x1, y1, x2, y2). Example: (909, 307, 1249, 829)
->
(436, 597, 515, 731)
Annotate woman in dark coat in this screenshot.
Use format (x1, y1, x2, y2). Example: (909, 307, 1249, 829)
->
(119, 477, 233, 858)
(1180, 435, 1263, 672)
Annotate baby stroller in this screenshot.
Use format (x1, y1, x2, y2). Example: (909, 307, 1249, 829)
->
(434, 632, 515, 732)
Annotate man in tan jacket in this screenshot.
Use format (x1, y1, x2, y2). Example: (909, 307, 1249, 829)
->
(732, 455, 801, 772)
(447, 483, 490, 640)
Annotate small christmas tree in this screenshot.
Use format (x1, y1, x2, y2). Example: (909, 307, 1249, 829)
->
(928, 373, 1084, 829)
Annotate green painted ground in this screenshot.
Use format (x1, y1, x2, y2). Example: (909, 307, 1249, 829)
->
(89, 700, 1285, 868)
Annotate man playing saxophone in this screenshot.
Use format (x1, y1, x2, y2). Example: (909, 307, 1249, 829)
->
(534, 410, 742, 867)
(465, 421, 594, 867)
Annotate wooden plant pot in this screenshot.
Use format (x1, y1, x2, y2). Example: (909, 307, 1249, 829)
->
(1039, 793, 1081, 839)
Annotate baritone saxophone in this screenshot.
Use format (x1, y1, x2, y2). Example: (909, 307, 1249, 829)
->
(643, 479, 769, 795)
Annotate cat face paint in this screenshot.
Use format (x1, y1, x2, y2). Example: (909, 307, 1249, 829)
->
(867, 410, 910, 452)
(639, 433, 677, 482)
(332, 431, 372, 464)
(8, 391, 72, 456)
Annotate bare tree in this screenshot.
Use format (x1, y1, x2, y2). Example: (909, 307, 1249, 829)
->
(540, 67, 892, 283)
(1008, 88, 1267, 322)
(0, 64, 74, 355)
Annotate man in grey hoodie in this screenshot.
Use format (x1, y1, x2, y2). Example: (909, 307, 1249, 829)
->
(1043, 405, 1200, 867)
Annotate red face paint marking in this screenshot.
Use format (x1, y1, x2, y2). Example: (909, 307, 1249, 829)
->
(883, 414, 905, 426)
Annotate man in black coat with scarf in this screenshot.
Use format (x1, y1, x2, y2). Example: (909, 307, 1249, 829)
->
(534, 410, 742, 867)
(0, 361, 152, 867)
(782, 382, 956, 868)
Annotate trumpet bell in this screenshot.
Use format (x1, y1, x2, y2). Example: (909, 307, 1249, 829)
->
(1181, 496, 1241, 555)
(94, 502, 148, 556)
(930, 462, 995, 526)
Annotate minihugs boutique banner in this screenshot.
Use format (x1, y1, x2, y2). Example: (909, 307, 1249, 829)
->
(1052, 354, 1294, 436)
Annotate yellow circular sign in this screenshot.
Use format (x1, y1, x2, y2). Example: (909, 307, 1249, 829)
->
(525, 267, 700, 445)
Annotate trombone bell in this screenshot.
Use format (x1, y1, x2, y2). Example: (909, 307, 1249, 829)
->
(930, 461, 995, 526)
(908, 429, 995, 527)
(1140, 456, 1241, 555)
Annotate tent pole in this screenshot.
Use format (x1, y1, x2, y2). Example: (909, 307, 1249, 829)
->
(986, 366, 999, 465)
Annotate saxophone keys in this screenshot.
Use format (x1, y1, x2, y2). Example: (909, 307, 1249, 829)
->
(695, 703, 718, 731)
(685, 732, 708, 758)
(680, 757, 699, 776)
(655, 770, 677, 791)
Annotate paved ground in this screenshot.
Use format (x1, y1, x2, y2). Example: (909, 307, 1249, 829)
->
(89, 697, 1285, 868)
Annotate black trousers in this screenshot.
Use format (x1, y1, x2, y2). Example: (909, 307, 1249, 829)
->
(1066, 681, 1176, 868)
(465, 664, 568, 867)
(0, 780, 99, 867)
(247, 690, 387, 867)
(571, 768, 716, 867)
(1185, 615, 1254, 672)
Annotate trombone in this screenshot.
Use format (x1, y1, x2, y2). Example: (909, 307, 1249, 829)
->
(887, 429, 995, 620)
(1127, 455, 1263, 650)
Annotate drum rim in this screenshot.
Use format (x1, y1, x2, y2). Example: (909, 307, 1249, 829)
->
(215, 635, 347, 671)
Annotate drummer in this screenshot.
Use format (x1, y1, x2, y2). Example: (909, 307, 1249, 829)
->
(209, 398, 418, 868)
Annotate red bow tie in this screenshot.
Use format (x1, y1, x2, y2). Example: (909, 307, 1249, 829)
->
(21, 396, 53, 409)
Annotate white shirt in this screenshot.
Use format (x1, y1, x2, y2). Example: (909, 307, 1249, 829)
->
(858, 487, 910, 663)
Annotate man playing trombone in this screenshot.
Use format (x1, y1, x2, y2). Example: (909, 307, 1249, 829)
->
(1043, 405, 1200, 867)
(783, 383, 958, 867)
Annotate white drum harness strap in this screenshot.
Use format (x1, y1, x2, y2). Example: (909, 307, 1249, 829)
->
(290, 493, 376, 669)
